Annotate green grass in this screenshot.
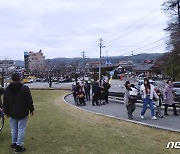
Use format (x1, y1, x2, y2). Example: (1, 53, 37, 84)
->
(0, 90, 179, 154)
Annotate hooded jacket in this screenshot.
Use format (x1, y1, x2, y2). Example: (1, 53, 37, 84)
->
(3, 82, 34, 119)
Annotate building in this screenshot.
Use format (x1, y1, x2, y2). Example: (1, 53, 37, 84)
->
(24, 50, 45, 73)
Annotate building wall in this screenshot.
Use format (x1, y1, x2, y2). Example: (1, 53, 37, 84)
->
(24, 51, 45, 72)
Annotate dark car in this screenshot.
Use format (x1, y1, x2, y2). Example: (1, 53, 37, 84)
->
(173, 82, 180, 101)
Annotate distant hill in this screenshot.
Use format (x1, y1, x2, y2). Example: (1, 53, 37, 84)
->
(15, 53, 163, 67)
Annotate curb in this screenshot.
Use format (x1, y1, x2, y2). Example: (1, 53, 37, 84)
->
(63, 93, 180, 134)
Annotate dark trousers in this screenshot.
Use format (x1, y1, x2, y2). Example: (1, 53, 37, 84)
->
(73, 93, 77, 103)
(164, 104, 178, 115)
(85, 91, 90, 101)
(104, 92, 109, 103)
(92, 94, 99, 106)
(126, 103, 136, 119)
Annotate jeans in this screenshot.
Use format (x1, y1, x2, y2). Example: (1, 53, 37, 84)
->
(141, 96, 155, 117)
(10, 116, 28, 146)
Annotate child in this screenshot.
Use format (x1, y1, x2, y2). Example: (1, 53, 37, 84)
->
(155, 89, 163, 118)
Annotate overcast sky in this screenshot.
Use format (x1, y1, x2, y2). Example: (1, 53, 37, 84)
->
(0, 0, 169, 60)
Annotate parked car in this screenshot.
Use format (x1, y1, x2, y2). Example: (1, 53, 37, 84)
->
(173, 82, 180, 101)
(59, 77, 72, 83)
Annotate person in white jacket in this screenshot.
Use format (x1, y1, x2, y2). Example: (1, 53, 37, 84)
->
(140, 78, 158, 120)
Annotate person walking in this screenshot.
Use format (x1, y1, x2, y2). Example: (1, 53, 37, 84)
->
(84, 81, 91, 101)
(140, 78, 158, 120)
(3, 73, 34, 153)
(92, 79, 100, 106)
(124, 81, 137, 120)
(163, 80, 179, 116)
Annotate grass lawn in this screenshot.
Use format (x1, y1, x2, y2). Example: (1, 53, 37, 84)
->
(0, 90, 179, 154)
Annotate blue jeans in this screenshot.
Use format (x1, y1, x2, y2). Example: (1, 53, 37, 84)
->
(141, 96, 155, 117)
(10, 116, 28, 146)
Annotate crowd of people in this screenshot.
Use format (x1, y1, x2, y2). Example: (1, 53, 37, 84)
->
(124, 78, 179, 120)
(72, 79, 111, 106)
(71, 77, 179, 121)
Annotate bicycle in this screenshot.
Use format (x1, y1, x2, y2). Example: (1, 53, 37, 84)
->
(0, 110, 4, 131)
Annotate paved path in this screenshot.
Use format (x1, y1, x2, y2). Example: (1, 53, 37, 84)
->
(65, 94, 180, 133)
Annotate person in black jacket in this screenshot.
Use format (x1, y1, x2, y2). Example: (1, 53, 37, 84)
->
(103, 80, 111, 104)
(3, 73, 34, 153)
(84, 81, 91, 101)
(0, 87, 4, 109)
(92, 79, 100, 106)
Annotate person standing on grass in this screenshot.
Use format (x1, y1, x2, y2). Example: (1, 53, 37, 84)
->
(124, 81, 137, 120)
(140, 78, 158, 120)
(3, 73, 34, 153)
(163, 80, 179, 116)
(0, 87, 4, 109)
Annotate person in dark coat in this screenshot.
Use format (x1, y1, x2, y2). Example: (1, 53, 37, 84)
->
(0, 87, 4, 117)
(103, 80, 111, 104)
(0, 87, 4, 109)
(92, 79, 100, 106)
(3, 73, 34, 153)
(72, 83, 77, 103)
(84, 81, 91, 101)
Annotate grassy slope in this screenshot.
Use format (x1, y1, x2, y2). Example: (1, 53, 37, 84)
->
(0, 90, 179, 154)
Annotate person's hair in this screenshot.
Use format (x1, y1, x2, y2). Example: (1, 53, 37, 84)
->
(94, 79, 97, 82)
(12, 73, 21, 82)
(125, 81, 131, 90)
(144, 78, 151, 90)
(167, 79, 172, 84)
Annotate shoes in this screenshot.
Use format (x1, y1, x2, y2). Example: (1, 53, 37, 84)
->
(174, 113, 179, 116)
(14, 145, 26, 153)
(159, 115, 164, 118)
(165, 113, 169, 116)
(10, 143, 17, 149)
(140, 115, 144, 119)
(128, 116, 133, 120)
(151, 116, 157, 120)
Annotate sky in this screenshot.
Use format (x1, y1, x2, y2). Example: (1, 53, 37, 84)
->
(0, 0, 169, 60)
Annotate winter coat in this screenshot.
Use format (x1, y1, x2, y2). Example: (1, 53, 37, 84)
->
(163, 84, 175, 105)
(140, 84, 158, 100)
(103, 82, 111, 94)
(124, 89, 136, 106)
(84, 83, 91, 92)
(3, 82, 34, 119)
(92, 82, 100, 95)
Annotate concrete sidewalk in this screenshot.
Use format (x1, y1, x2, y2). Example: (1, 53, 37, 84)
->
(65, 94, 180, 133)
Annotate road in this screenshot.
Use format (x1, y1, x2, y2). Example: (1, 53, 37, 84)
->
(65, 94, 180, 132)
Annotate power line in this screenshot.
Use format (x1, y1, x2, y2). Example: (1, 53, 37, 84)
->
(105, 7, 159, 43)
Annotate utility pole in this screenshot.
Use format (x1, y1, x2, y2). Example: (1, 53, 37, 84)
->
(82, 51, 86, 80)
(99, 38, 105, 86)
